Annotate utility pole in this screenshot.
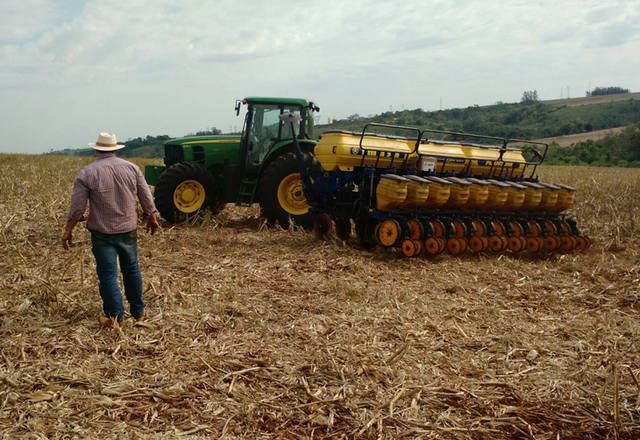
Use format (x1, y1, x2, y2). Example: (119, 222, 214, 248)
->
(567, 85, 570, 99)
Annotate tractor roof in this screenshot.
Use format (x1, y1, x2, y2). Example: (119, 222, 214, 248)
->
(244, 97, 310, 107)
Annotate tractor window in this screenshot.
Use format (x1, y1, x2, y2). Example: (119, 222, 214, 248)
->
(247, 104, 281, 167)
(280, 108, 301, 139)
(245, 103, 304, 168)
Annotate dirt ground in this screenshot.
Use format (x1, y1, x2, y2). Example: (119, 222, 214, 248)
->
(0, 155, 638, 439)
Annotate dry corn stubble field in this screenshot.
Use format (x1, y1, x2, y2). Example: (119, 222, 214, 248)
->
(0, 154, 639, 439)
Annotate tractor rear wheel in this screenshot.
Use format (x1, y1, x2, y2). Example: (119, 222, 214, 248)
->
(154, 162, 223, 223)
(258, 152, 315, 229)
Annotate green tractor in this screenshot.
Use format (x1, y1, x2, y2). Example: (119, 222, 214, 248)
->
(145, 97, 320, 227)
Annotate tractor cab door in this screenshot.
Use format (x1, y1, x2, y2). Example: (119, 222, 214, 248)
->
(243, 103, 302, 173)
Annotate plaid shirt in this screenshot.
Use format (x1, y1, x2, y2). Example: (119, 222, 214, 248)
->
(67, 153, 157, 234)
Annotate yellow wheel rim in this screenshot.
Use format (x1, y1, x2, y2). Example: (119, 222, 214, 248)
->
(277, 173, 309, 216)
(173, 180, 206, 213)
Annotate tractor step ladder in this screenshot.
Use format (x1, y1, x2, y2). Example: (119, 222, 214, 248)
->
(235, 177, 258, 207)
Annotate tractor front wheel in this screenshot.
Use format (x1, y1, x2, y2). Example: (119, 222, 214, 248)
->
(154, 162, 223, 223)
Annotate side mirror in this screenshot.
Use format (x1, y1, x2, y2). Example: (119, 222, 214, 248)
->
(234, 100, 242, 116)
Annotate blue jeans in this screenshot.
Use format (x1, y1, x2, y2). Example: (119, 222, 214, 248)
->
(90, 230, 145, 321)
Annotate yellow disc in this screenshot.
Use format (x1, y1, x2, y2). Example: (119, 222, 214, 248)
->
(277, 173, 309, 216)
(173, 180, 205, 213)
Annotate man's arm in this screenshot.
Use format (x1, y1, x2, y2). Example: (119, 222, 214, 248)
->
(135, 167, 160, 235)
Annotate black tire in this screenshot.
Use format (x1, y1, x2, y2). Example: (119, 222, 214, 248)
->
(258, 152, 317, 229)
(355, 215, 377, 250)
(154, 162, 223, 223)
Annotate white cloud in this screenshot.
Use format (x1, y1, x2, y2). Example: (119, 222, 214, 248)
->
(0, 0, 52, 40)
(0, 0, 640, 153)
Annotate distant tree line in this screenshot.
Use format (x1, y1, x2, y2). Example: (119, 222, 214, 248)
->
(322, 98, 640, 141)
(586, 86, 629, 97)
(47, 134, 171, 158)
(47, 129, 221, 158)
(186, 127, 222, 136)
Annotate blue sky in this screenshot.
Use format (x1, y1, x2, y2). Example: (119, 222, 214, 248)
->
(1, 0, 639, 153)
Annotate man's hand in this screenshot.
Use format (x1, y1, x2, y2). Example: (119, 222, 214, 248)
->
(61, 230, 72, 250)
(61, 219, 78, 250)
(146, 212, 160, 235)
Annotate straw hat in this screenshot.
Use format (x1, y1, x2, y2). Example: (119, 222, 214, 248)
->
(88, 132, 125, 151)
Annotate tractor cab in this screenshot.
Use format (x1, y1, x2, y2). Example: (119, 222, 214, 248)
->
(237, 97, 319, 175)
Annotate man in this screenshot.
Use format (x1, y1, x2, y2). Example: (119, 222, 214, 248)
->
(62, 132, 160, 328)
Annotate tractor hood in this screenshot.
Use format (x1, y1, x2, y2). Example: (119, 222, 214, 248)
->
(166, 134, 242, 145)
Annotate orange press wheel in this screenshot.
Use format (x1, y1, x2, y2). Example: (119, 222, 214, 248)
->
(436, 237, 446, 253)
(469, 236, 484, 253)
(471, 219, 486, 236)
(446, 237, 463, 255)
(452, 219, 467, 238)
(574, 236, 586, 251)
(544, 220, 557, 236)
(544, 235, 558, 251)
(424, 237, 441, 255)
(526, 237, 542, 252)
(429, 219, 446, 238)
(489, 235, 504, 252)
(509, 221, 524, 237)
(508, 236, 524, 252)
(376, 219, 401, 247)
(401, 239, 418, 257)
(560, 235, 576, 252)
(583, 236, 591, 249)
(413, 239, 423, 256)
(527, 221, 541, 237)
(457, 237, 467, 252)
(491, 220, 506, 236)
(407, 219, 423, 240)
